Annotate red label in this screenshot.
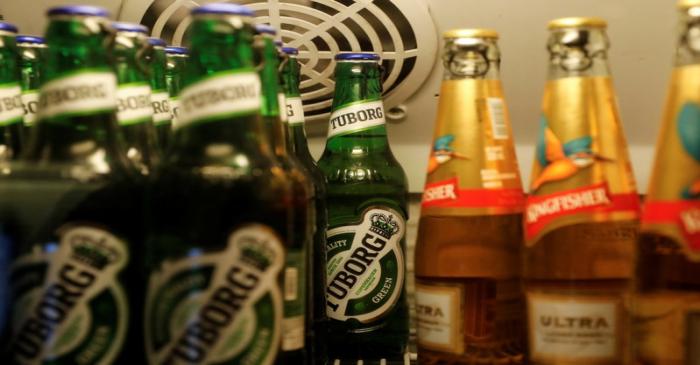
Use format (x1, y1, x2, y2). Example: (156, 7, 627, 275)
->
(422, 177, 524, 211)
(525, 183, 640, 240)
(643, 200, 700, 251)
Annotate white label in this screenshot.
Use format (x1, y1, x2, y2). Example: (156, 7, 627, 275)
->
(116, 84, 152, 125)
(528, 294, 619, 362)
(0, 85, 24, 126)
(282, 315, 305, 351)
(278, 93, 287, 123)
(327, 100, 385, 138)
(20, 91, 39, 126)
(286, 97, 305, 125)
(151, 91, 171, 124)
(486, 97, 508, 140)
(177, 71, 261, 129)
(169, 97, 180, 127)
(38, 72, 117, 120)
(415, 283, 464, 354)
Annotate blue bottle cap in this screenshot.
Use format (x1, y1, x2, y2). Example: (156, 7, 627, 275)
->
(192, 3, 254, 17)
(16, 35, 45, 44)
(0, 22, 18, 34)
(335, 52, 380, 61)
(165, 46, 188, 55)
(47, 5, 110, 17)
(148, 37, 167, 47)
(255, 24, 276, 35)
(282, 47, 298, 55)
(112, 22, 149, 34)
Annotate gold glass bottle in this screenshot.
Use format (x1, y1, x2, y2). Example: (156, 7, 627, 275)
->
(415, 29, 526, 364)
(523, 18, 640, 365)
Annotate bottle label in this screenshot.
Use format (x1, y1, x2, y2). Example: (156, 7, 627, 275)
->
(151, 91, 171, 125)
(177, 70, 261, 129)
(327, 100, 385, 138)
(21, 91, 40, 126)
(415, 283, 464, 354)
(422, 80, 524, 216)
(146, 224, 284, 365)
(9, 225, 129, 364)
(325, 207, 405, 324)
(116, 84, 152, 125)
(38, 71, 117, 120)
(169, 97, 180, 127)
(285, 97, 305, 125)
(526, 77, 640, 244)
(0, 84, 25, 126)
(282, 249, 306, 351)
(527, 293, 621, 363)
(277, 93, 288, 123)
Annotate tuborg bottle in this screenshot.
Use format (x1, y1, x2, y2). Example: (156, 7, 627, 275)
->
(523, 17, 640, 365)
(147, 37, 172, 149)
(0, 22, 24, 162)
(165, 45, 187, 129)
(144, 4, 290, 364)
(16, 34, 46, 133)
(318, 52, 410, 363)
(414, 29, 526, 364)
(4, 5, 144, 364)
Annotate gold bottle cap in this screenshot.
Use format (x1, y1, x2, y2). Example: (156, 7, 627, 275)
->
(679, 0, 700, 9)
(443, 28, 499, 39)
(547, 17, 607, 30)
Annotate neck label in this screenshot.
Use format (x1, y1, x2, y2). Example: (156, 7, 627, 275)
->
(116, 84, 152, 125)
(328, 100, 385, 138)
(285, 97, 305, 125)
(0, 84, 24, 126)
(151, 91, 171, 125)
(21, 91, 40, 126)
(169, 96, 180, 128)
(177, 71, 261, 129)
(38, 71, 117, 120)
(277, 93, 288, 123)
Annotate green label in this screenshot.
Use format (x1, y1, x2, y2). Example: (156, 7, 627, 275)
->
(325, 207, 405, 324)
(9, 225, 129, 364)
(282, 249, 306, 351)
(146, 224, 284, 364)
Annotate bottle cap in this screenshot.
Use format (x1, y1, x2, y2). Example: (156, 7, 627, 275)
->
(165, 46, 188, 55)
(47, 5, 110, 17)
(335, 52, 380, 61)
(548, 17, 607, 30)
(443, 29, 498, 39)
(255, 24, 277, 35)
(192, 3, 254, 17)
(0, 22, 18, 34)
(112, 22, 149, 34)
(148, 37, 167, 47)
(282, 47, 299, 55)
(16, 35, 45, 44)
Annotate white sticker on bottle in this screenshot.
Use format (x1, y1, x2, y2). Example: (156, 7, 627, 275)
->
(116, 84, 152, 125)
(177, 71, 261, 129)
(0, 85, 25, 126)
(38, 71, 117, 119)
(528, 293, 620, 362)
(415, 283, 464, 354)
(151, 91, 171, 125)
(286, 97, 305, 125)
(486, 97, 508, 140)
(278, 93, 288, 123)
(20, 91, 40, 126)
(327, 100, 385, 138)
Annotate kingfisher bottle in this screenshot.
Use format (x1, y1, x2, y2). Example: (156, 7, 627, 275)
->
(635, 1, 700, 363)
(165, 45, 187, 128)
(255, 24, 314, 364)
(281, 45, 329, 365)
(318, 53, 410, 363)
(144, 4, 290, 364)
(414, 29, 525, 364)
(148, 37, 172, 149)
(16, 35, 45, 133)
(523, 18, 640, 364)
(3, 5, 144, 364)
(0, 22, 24, 162)
(112, 22, 160, 174)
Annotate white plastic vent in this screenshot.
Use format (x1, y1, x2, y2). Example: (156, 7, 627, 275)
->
(118, 0, 438, 123)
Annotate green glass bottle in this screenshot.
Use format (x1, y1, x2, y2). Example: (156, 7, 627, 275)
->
(144, 4, 291, 364)
(318, 52, 410, 363)
(147, 37, 172, 149)
(4, 5, 144, 364)
(16, 35, 46, 134)
(0, 22, 24, 162)
(281, 45, 329, 365)
(165, 46, 187, 129)
(112, 22, 160, 174)
(255, 24, 314, 365)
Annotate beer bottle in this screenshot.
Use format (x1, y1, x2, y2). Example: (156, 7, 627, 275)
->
(318, 52, 410, 363)
(147, 37, 172, 149)
(112, 22, 160, 174)
(414, 29, 525, 363)
(281, 45, 330, 365)
(4, 5, 144, 363)
(255, 24, 314, 364)
(165, 45, 187, 129)
(16, 35, 45, 133)
(523, 18, 640, 364)
(635, 1, 700, 362)
(144, 4, 290, 364)
(0, 22, 24, 162)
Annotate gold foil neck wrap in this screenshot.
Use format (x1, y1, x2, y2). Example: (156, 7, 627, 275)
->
(443, 28, 499, 40)
(548, 17, 607, 30)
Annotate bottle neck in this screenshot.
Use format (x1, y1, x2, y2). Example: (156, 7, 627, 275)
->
(676, 8, 700, 67)
(114, 31, 150, 85)
(19, 43, 45, 91)
(166, 53, 187, 96)
(0, 32, 19, 85)
(149, 45, 167, 92)
(442, 37, 501, 80)
(547, 27, 611, 79)
(281, 55, 301, 98)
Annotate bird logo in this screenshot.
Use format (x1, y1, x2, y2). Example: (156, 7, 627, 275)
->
(532, 115, 612, 191)
(678, 102, 700, 200)
(427, 134, 468, 174)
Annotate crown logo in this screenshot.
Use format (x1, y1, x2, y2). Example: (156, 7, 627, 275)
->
(70, 238, 120, 270)
(369, 213, 400, 239)
(239, 236, 273, 271)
